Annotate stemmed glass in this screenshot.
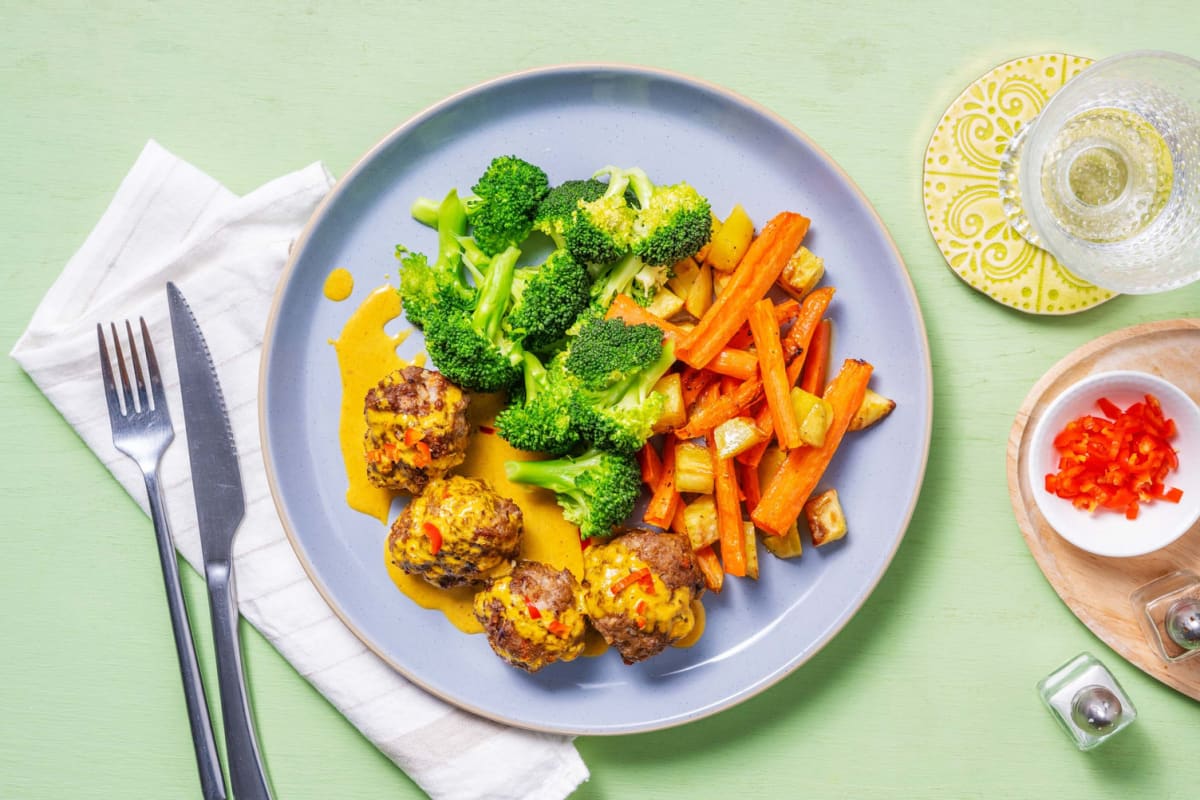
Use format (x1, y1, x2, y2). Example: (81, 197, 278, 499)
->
(997, 51, 1200, 294)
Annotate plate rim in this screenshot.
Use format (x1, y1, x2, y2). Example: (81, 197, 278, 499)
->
(258, 61, 934, 735)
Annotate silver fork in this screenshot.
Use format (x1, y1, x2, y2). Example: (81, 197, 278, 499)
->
(98, 319, 226, 800)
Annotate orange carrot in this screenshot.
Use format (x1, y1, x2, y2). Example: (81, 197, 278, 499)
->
(727, 299, 801, 351)
(677, 212, 810, 368)
(739, 460, 761, 514)
(800, 319, 832, 395)
(606, 293, 684, 342)
(781, 287, 835, 365)
(680, 367, 719, 409)
(748, 297, 803, 450)
(670, 501, 689, 536)
(644, 434, 681, 529)
(707, 348, 759, 380)
(694, 545, 725, 593)
(638, 441, 662, 491)
(751, 359, 873, 535)
(676, 375, 762, 439)
(709, 437, 746, 576)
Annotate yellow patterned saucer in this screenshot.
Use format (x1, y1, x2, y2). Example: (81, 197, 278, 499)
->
(923, 54, 1116, 314)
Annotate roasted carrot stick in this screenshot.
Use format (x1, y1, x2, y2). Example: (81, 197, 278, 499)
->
(707, 348, 759, 380)
(781, 287, 835, 365)
(748, 298, 803, 450)
(751, 359, 873, 535)
(800, 319, 832, 395)
(739, 460, 762, 514)
(644, 434, 682, 529)
(727, 299, 801, 351)
(694, 545, 725, 593)
(709, 436, 746, 576)
(677, 212, 811, 368)
(680, 366, 719, 409)
(676, 375, 762, 439)
(638, 440, 663, 491)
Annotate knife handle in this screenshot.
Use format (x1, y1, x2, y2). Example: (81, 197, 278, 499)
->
(206, 564, 274, 800)
(145, 471, 227, 800)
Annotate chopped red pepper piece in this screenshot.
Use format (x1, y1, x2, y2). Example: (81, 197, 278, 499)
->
(610, 567, 652, 595)
(413, 440, 431, 468)
(478, 424, 496, 435)
(421, 521, 443, 555)
(525, 602, 542, 620)
(547, 620, 569, 637)
(1044, 392, 1183, 520)
(403, 427, 424, 446)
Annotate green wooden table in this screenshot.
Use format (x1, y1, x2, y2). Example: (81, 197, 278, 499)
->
(4, 3, 1198, 797)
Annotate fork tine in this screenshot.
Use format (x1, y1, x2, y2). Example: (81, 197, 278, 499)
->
(125, 320, 150, 414)
(97, 323, 123, 426)
(140, 317, 170, 416)
(110, 322, 136, 415)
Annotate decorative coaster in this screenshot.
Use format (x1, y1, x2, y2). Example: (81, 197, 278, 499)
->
(923, 53, 1117, 315)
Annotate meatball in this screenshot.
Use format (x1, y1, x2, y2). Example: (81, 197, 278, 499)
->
(388, 475, 522, 588)
(582, 529, 705, 664)
(473, 561, 587, 672)
(364, 366, 470, 494)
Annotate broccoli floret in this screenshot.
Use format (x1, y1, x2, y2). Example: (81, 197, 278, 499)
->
(563, 168, 639, 266)
(630, 262, 674, 307)
(533, 179, 609, 248)
(505, 449, 642, 540)
(494, 351, 581, 456)
(461, 156, 549, 256)
(570, 337, 675, 454)
(505, 249, 592, 354)
(564, 315, 665, 391)
(422, 245, 525, 393)
(624, 167, 713, 267)
(397, 190, 472, 329)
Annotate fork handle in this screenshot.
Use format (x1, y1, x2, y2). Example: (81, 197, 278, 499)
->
(145, 471, 227, 800)
(206, 563, 274, 800)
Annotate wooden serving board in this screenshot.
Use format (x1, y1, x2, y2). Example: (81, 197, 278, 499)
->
(1008, 318, 1200, 701)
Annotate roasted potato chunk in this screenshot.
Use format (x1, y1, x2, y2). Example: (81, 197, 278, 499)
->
(777, 246, 825, 300)
(849, 388, 897, 431)
(805, 489, 847, 546)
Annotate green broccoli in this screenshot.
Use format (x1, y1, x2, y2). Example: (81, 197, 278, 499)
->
(570, 337, 675, 454)
(421, 244, 525, 393)
(589, 252, 647, 311)
(461, 156, 549, 256)
(624, 167, 713, 267)
(397, 190, 472, 330)
(563, 168, 640, 266)
(564, 315, 665, 391)
(505, 249, 592, 355)
(533, 179, 609, 248)
(504, 449, 642, 540)
(629, 262, 674, 307)
(494, 351, 581, 456)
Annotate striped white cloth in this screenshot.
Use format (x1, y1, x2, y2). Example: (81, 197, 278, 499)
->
(10, 140, 588, 800)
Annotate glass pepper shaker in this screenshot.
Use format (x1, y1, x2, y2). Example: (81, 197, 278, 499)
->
(1037, 652, 1137, 750)
(1130, 570, 1200, 663)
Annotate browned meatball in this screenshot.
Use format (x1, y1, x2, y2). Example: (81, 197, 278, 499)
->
(364, 366, 470, 494)
(582, 529, 705, 664)
(473, 561, 587, 672)
(388, 475, 522, 588)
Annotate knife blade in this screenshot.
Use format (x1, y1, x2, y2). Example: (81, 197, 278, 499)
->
(168, 281, 274, 800)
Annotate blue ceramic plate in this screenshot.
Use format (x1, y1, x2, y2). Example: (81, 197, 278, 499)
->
(261, 65, 932, 735)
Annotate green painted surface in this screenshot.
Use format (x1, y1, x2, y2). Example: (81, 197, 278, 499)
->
(3, 2, 1198, 797)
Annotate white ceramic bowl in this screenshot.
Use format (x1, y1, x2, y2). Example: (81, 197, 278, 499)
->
(1027, 370, 1200, 557)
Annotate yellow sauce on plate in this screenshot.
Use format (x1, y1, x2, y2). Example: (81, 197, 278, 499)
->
(322, 267, 354, 301)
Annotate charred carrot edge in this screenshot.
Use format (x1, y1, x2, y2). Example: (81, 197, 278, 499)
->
(677, 212, 811, 368)
(694, 545, 725, 593)
(638, 441, 663, 491)
(709, 436, 746, 576)
(726, 299, 801, 351)
(680, 366, 719, 409)
(644, 434, 681, 528)
(707, 348, 758, 380)
(781, 287, 835, 365)
(751, 359, 873, 535)
(800, 319, 832, 396)
(748, 298, 803, 450)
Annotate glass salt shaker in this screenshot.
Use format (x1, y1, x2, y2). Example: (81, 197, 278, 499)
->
(1037, 652, 1137, 750)
(1131, 570, 1200, 663)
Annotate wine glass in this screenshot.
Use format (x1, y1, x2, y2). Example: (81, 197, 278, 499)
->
(997, 51, 1200, 294)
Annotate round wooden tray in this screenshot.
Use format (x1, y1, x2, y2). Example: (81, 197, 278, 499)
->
(1008, 318, 1200, 701)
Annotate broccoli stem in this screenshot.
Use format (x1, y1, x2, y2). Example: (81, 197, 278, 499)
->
(504, 450, 603, 493)
(623, 167, 654, 209)
(522, 351, 547, 400)
(599, 339, 676, 408)
(592, 252, 644, 310)
(593, 166, 633, 201)
(471, 245, 520, 341)
(411, 196, 441, 228)
(435, 190, 468, 272)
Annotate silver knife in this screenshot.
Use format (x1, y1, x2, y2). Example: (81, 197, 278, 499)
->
(168, 282, 274, 800)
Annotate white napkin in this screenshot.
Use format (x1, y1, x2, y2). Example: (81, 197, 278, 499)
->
(10, 140, 588, 800)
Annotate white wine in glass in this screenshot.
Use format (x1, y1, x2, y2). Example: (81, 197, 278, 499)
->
(998, 51, 1200, 294)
